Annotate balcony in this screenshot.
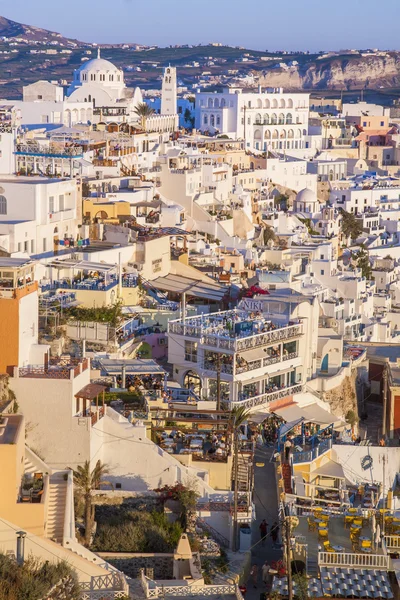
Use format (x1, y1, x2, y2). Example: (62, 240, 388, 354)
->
(18, 357, 89, 380)
(236, 351, 298, 374)
(15, 144, 83, 159)
(232, 383, 303, 410)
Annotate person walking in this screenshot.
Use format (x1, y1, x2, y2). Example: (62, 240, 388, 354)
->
(271, 521, 280, 546)
(284, 438, 292, 461)
(262, 562, 271, 587)
(259, 519, 268, 545)
(250, 564, 258, 589)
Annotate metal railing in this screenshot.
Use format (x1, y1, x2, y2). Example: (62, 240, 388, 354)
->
(231, 384, 303, 410)
(80, 572, 125, 592)
(384, 535, 400, 549)
(318, 551, 389, 569)
(292, 438, 332, 464)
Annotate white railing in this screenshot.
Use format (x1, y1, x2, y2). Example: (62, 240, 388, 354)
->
(318, 551, 389, 569)
(80, 591, 127, 600)
(63, 469, 75, 544)
(140, 571, 244, 599)
(231, 384, 304, 410)
(168, 321, 302, 352)
(236, 352, 298, 374)
(384, 535, 400, 549)
(80, 572, 125, 592)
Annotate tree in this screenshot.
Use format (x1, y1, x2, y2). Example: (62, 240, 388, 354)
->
(340, 209, 363, 241)
(134, 103, 155, 130)
(293, 573, 309, 600)
(184, 108, 195, 128)
(263, 226, 277, 246)
(345, 410, 359, 429)
(354, 246, 372, 280)
(231, 406, 252, 551)
(72, 460, 113, 546)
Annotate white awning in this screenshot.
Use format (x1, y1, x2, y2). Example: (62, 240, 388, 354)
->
(311, 460, 345, 479)
(238, 348, 263, 362)
(273, 402, 344, 429)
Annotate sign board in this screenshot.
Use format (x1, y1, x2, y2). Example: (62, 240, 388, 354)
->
(239, 298, 264, 312)
(234, 320, 253, 336)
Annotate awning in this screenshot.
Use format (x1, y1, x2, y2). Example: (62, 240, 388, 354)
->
(75, 383, 106, 400)
(151, 273, 227, 301)
(311, 460, 345, 479)
(238, 348, 264, 362)
(99, 358, 166, 376)
(279, 417, 305, 439)
(273, 402, 344, 429)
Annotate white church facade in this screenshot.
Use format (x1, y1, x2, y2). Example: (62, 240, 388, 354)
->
(4, 51, 178, 133)
(195, 87, 310, 152)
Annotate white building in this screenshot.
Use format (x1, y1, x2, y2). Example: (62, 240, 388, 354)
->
(195, 87, 310, 152)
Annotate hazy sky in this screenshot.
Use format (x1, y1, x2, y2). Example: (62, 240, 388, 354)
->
(1, 0, 399, 52)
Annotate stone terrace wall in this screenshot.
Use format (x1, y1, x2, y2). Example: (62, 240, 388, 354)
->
(97, 553, 174, 579)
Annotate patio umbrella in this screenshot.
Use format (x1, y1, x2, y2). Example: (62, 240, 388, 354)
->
(375, 523, 381, 547)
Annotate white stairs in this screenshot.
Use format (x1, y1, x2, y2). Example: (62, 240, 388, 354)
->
(45, 473, 67, 544)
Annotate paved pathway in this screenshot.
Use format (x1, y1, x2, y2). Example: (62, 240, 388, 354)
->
(245, 446, 283, 600)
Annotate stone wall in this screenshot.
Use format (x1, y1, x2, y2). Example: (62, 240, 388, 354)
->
(98, 553, 174, 579)
(40, 576, 80, 600)
(323, 372, 358, 423)
(92, 491, 161, 513)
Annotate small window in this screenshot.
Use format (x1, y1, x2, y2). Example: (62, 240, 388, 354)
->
(24, 241, 28, 252)
(38, 95, 43, 100)
(381, 121, 384, 127)
(43, 238, 47, 252)
(59, 194, 65, 211)
(321, 269, 325, 275)
(0, 195, 6, 215)
(185, 341, 198, 362)
(49, 196, 55, 213)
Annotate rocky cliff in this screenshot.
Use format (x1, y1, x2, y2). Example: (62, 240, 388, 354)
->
(257, 53, 400, 90)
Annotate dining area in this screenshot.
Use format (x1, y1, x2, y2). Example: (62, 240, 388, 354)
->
(20, 472, 45, 503)
(156, 429, 230, 461)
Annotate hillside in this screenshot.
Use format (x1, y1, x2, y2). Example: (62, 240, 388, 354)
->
(0, 15, 85, 46)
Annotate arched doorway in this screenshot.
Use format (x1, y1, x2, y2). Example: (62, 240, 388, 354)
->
(183, 370, 202, 396)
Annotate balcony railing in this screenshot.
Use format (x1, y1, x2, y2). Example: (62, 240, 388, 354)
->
(231, 384, 303, 410)
(203, 360, 233, 374)
(292, 438, 332, 464)
(169, 322, 302, 352)
(18, 358, 89, 380)
(318, 551, 389, 569)
(236, 352, 298, 374)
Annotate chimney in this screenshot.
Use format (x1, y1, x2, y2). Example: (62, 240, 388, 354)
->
(16, 531, 27, 565)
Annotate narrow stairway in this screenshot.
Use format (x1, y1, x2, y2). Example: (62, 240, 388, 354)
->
(232, 453, 251, 492)
(45, 473, 67, 544)
(282, 463, 293, 494)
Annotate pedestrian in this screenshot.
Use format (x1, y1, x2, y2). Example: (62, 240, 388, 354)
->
(250, 564, 258, 589)
(284, 437, 292, 461)
(262, 561, 271, 586)
(271, 521, 279, 546)
(259, 519, 268, 545)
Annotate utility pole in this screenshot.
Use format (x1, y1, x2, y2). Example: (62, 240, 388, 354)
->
(284, 507, 293, 600)
(216, 353, 221, 412)
(381, 454, 386, 538)
(382, 363, 388, 438)
(233, 424, 239, 552)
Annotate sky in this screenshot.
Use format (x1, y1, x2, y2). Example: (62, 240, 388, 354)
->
(0, 0, 399, 52)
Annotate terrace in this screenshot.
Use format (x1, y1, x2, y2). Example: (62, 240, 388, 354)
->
(17, 356, 89, 380)
(168, 309, 302, 352)
(41, 259, 120, 292)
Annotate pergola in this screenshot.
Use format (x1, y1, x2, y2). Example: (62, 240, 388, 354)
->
(46, 259, 118, 288)
(75, 383, 106, 421)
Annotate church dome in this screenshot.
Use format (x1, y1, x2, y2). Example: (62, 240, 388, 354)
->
(77, 57, 121, 74)
(72, 50, 124, 89)
(295, 188, 317, 204)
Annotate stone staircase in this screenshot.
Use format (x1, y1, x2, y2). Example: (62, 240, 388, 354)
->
(232, 453, 251, 492)
(45, 473, 67, 544)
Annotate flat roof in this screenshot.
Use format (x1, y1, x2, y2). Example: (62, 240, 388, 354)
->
(47, 259, 117, 272)
(99, 358, 166, 376)
(0, 257, 35, 268)
(152, 273, 226, 301)
(0, 415, 23, 444)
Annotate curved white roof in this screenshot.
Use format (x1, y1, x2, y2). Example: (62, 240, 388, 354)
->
(296, 187, 317, 203)
(77, 57, 122, 73)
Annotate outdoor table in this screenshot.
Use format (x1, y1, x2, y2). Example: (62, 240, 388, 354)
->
(359, 536, 371, 542)
(332, 545, 345, 552)
(190, 440, 203, 449)
(350, 524, 362, 530)
(360, 547, 372, 553)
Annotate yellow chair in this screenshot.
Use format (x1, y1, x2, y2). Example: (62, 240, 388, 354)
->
(318, 528, 329, 540)
(344, 515, 354, 528)
(361, 539, 372, 549)
(308, 517, 317, 532)
(348, 507, 358, 514)
(313, 506, 323, 514)
(353, 518, 363, 527)
(323, 540, 336, 553)
(320, 513, 330, 522)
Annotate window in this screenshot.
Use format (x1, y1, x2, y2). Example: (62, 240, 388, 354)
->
(31, 240, 34, 253)
(381, 121, 384, 127)
(49, 196, 55, 213)
(59, 194, 64, 211)
(43, 238, 47, 252)
(363, 121, 367, 127)
(321, 270, 325, 275)
(0, 195, 6, 215)
(17, 242, 21, 252)
(184, 341, 198, 362)
(38, 95, 43, 100)
(24, 241, 28, 252)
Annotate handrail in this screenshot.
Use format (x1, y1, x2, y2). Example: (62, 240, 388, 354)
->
(63, 469, 75, 544)
(231, 384, 303, 410)
(318, 551, 389, 569)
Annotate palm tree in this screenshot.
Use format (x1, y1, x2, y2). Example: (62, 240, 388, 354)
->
(134, 103, 155, 131)
(231, 406, 252, 551)
(72, 460, 113, 546)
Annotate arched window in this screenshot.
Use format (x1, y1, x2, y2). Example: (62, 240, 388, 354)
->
(279, 99, 286, 108)
(0, 195, 6, 215)
(263, 114, 270, 125)
(254, 129, 262, 140)
(183, 370, 202, 395)
(270, 113, 277, 125)
(288, 129, 294, 139)
(286, 113, 293, 125)
(272, 129, 279, 139)
(221, 98, 226, 108)
(278, 113, 285, 124)
(210, 114, 215, 127)
(287, 98, 293, 108)
(214, 98, 219, 108)
(272, 99, 278, 108)
(264, 99, 270, 108)
(255, 113, 262, 124)
(204, 115, 208, 125)
(109, 74, 114, 81)
(280, 129, 286, 139)
(264, 130, 271, 139)
(257, 99, 262, 108)
(208, 98, 213, 108)
(216, 115, 220, 126)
